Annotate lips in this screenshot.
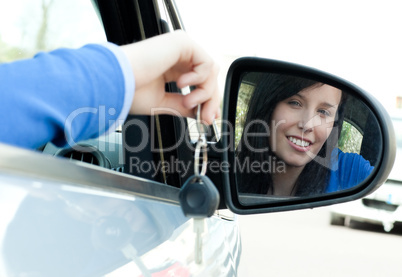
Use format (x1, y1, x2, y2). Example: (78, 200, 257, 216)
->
(287, 136, 312, 148)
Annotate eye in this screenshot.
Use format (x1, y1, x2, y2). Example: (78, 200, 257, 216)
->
(318, 109, 331, 117)
(288, 100, 301, 107)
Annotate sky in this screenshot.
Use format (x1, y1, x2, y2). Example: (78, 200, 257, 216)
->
(175, 0, 402, 108)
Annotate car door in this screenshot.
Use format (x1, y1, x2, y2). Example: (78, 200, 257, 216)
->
(0, 0, 240, 276)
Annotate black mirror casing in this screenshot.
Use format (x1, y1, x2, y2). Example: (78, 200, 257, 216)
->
(221, 57, 396, 214)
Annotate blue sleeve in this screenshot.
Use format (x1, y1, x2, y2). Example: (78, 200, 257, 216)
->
(0, 43, 134, 149)
(326, 149, 374, 193)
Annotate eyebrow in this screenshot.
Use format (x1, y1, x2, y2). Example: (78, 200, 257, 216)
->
(295, 93, 338, 109)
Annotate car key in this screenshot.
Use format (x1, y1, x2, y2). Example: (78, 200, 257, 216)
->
(193, 216, 205, 264)
(178, 104, 219, 264)
(179, 174, 219, 264)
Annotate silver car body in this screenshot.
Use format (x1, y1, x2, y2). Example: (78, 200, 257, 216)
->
(0, 143, 241, 276)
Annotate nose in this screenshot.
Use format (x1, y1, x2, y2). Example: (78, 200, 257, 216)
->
(298, 111, 321, 133)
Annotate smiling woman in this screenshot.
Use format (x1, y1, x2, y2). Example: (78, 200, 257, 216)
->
(235, 71, 375, 199)
(268, 83, 342, 167)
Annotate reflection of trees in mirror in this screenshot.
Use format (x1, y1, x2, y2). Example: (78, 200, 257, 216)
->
(235, 82, 255, 145)
(338, 121, 363, 154)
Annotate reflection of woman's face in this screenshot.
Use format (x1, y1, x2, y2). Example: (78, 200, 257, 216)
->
(269, 84, 342, 168)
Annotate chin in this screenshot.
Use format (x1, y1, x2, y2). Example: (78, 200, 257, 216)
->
(283, 159, 310, 168)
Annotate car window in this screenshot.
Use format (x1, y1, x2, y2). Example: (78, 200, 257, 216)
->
(338, 121, 363, 154)
(0, 0, 106, 63)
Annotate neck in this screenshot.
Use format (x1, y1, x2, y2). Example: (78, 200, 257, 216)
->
(270, 165, 305, 196)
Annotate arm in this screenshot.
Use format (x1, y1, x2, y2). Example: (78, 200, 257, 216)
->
(0, 43, 127, 149)
(0, 31, 220, 149)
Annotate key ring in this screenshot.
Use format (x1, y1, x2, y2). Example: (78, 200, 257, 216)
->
(194, 104, 208, 176)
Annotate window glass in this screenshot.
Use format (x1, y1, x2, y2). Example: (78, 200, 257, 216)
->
(0, 0, 106, 63)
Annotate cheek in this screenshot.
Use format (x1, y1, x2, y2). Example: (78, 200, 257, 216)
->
(269, 122, 291, 149)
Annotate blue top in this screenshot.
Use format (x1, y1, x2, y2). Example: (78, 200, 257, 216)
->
(326, 148, 374, 193)
(0, 43, 134, 149)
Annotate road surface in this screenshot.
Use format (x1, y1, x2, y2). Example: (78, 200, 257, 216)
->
(237, 206, 402, 277)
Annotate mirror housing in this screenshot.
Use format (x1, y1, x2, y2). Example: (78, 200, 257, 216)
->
(221, 57, 396, 214)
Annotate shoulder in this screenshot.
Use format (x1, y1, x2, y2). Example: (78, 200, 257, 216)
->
(336, 149, 372, 170)
(327, 148, 374, 192)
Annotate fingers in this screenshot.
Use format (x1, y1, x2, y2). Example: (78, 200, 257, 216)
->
(177, 52, 221, 125)
(152, 91, 220, 126)
(175, 48, 214, 88)
(125, 31, 221, 124)
(157, 32, 221, 124)
(182, 86, 221, 125)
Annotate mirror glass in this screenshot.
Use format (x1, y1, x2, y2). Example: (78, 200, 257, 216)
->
(234, 72, 381, 205)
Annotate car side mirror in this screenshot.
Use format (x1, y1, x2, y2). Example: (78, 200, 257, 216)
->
(221, 57, 395, 214)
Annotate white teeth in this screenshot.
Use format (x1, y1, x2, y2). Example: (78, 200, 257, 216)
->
(289, 137, 310, 147)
